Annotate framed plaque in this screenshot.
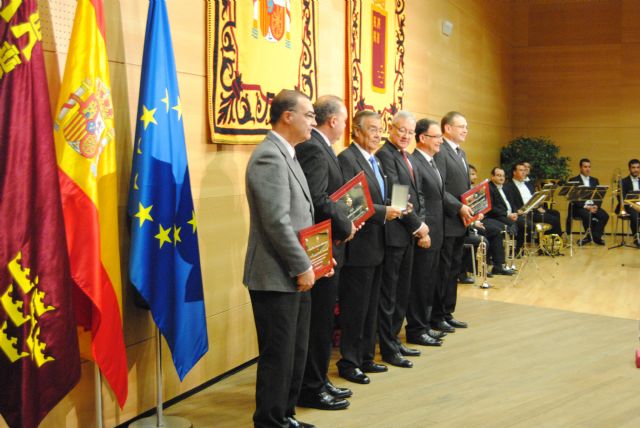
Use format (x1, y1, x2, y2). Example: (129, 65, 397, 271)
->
(299, 219, 333, 279)
(460, 179, 492, 226)
(330, 171, 375, 228)
(391, 184, 409, 211)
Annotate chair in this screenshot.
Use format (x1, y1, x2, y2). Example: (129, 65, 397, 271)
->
(609, 212, 635, 249)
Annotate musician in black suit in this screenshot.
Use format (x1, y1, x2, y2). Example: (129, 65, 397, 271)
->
(295, 95, 355, 411)
(432, 111, 474, 333)
(617, 159, 640, 246)
(567, 158, 609, 245)
(487, 167, 525, 253)
(336, 111, 403, 385)
(503, 162, 563, 239)
(376, 111, 430, 368)
(406, 118, 452, 346)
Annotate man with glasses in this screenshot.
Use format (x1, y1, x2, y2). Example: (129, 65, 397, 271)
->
(432, 111, 474, 333)
(376, 111, 430, 368)
(336, 111, 404, 384)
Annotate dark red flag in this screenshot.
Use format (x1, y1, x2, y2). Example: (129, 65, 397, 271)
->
(0, 1, 81, 427)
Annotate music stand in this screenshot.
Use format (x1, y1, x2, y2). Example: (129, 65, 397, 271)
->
(565, 186, 598, 255)
(519, 191, 548, 257)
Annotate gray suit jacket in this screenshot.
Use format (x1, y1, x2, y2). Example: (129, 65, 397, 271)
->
(243, 131, 314, 292)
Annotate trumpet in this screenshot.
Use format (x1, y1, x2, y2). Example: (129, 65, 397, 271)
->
(611, 169, 627, 217)
(476, 239, 490, 289)
(502, 225, 517, 270)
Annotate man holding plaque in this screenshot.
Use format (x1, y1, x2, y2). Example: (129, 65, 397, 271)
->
(376, 111, 430, 368)
(295, 95, 355, 411)
(432, 111, 474, 332)
(336, 111, 404, 384)
(244, 89, 319, 428)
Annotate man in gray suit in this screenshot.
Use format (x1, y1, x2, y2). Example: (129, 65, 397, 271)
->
(244, 89, 322, 428)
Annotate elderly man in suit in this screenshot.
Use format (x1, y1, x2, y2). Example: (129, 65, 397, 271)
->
(295, 95, 355, 411)
(405, 118, 452, 347)
(432, 111, 474, 333)
(375, 111, 430, 368)
(336, 111, 403, 384)
(567, 158, 609, 245)
(244, 89, 323, 428)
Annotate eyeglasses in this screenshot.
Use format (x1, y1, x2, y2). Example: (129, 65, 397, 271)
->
(452, 124, 469, 130)
(358, 126, 381, 134)
(393, 126, 415, 136)
(423, 134, 443, 139)
(288, 110, 316, 120)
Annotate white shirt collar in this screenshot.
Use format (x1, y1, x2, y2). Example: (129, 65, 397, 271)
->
(415, 148, 434, 163)
(443, 138, 459, 153)
(353, 141, 376, 161)
(580, 174, 591, 185)
(271, 130, 296, 159)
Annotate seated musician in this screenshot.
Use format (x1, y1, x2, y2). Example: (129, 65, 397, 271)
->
(503, 162, 563, 239)
(487, 167, 525, 255)
(567, 158, 609, 245)
(616, 158, 640, 247)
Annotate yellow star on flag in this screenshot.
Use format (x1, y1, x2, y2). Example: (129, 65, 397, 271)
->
(173, 225, 182, 245)
(135, 202, 153, 227)
(172, 96, 183, 121)
(140, 105, 158, 129)
(161, 88, 170, 112)
(137, 137, 142, 154)
(187, 210, 197, 233)
(155, 224, 172, 249)
(133, 173, 139, 190)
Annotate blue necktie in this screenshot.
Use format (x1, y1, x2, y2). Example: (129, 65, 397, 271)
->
(369, 155, 385, 197)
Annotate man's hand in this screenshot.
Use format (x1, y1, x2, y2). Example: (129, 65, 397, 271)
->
(588, 205, 598, 213)
(345, 222, 358, 242)
(508, 213, 518, 221)
(414, 222, 429, 239)
(297, 268, 315, 292)
(417, 234, 431, 249)
(459, 204, 474, 223)
(323, 258, 338, 278)
(404, 202, 414, 215)
(473, 220, 485, 230)
(385, 206, 403, 220)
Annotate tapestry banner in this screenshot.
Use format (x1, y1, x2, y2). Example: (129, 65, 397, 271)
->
(207, 0, 318, 144)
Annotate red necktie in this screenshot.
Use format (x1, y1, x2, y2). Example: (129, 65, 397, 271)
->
(401, 150, 414, 182)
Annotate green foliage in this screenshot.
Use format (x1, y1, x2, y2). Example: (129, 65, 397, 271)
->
(500, 136, 570, 182)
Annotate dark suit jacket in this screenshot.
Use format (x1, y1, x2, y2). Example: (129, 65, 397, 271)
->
(243, 132, 314, 292)
(338, 143, 389, 267)
(503, 179, 535, 212)
(568, 175, 603, 209)
(487, 181, 516, 225)
(411, 149, 450, 251)
(433, 139, 468, 237)
(375, 140, 423, 247)
(617, 175, 640, 213)
(296, 129, 352, 265)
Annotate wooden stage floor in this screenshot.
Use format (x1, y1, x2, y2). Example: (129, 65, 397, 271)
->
(164, 244, 640, 427)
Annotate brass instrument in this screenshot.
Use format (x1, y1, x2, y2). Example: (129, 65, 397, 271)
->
(502, 225, 517, 270)
(611, 169, 627, 217)
(535, 222, 551, 252)
(541, 234, 563, 256)
(475, 240, 490, 289)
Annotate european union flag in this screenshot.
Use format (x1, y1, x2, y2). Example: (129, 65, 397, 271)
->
(127, 0, 208, 380)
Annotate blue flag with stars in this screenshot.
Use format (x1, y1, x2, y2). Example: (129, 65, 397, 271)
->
(127, 0, 208, 380)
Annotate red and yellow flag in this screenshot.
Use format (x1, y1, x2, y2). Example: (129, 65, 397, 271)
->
(53, 0, 128, 407)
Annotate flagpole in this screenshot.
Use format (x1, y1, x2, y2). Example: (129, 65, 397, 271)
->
(130, 329, 191, 428)
(95, 364, 103, 428)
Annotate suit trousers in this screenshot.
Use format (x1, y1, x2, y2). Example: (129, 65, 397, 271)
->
(406, 247, 440, 338)
(300, 268, 340, 394)
(250, 290, 311, 428)
(337, 264, 383, 371)
(433, 235, 465, 322)
(571, 207, 609, 240)
(378, 243, 414, 359)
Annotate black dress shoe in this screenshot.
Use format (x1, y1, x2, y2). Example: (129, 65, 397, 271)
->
(339, 367, 370, 384)
(383, 353, 413, 368)
(407, 333, 442, 347)
(399, 344, 421, 356)
(427, 328, 447, 339)
(324, 380, 352, 398)
(578, 237, 592, 246)
(458, 275, 475, 284)
(361, 361, 388, 373)
(593, 238, 605, 246)
(491, 266, 515, 276)
(297, 391, 349, 410)
(288, 416, 316, 428)
(446, 318, 468, 328)
(432, 320, 455, 333)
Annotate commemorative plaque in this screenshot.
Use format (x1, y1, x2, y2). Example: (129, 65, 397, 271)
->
(299, 219, 333, 279)
(330, 171, 375, 228)
(460, 179, 492, 226)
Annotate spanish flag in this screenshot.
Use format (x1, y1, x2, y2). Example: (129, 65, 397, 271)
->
(53, 0, 128, 407)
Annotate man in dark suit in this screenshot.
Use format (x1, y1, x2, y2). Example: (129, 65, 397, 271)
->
(336, 111, 403, 384)
(617, 158, 640, 246)
(376, 111, 430, 368)
(503, 162, 563, 241)
(432, 111, 474, 333)
(567, 158, 609, 245)
(244, 89, 322, 428)
(406, 118, 451, 346)
(295, 95, 354, 410)
(487, 166, 525, 256)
